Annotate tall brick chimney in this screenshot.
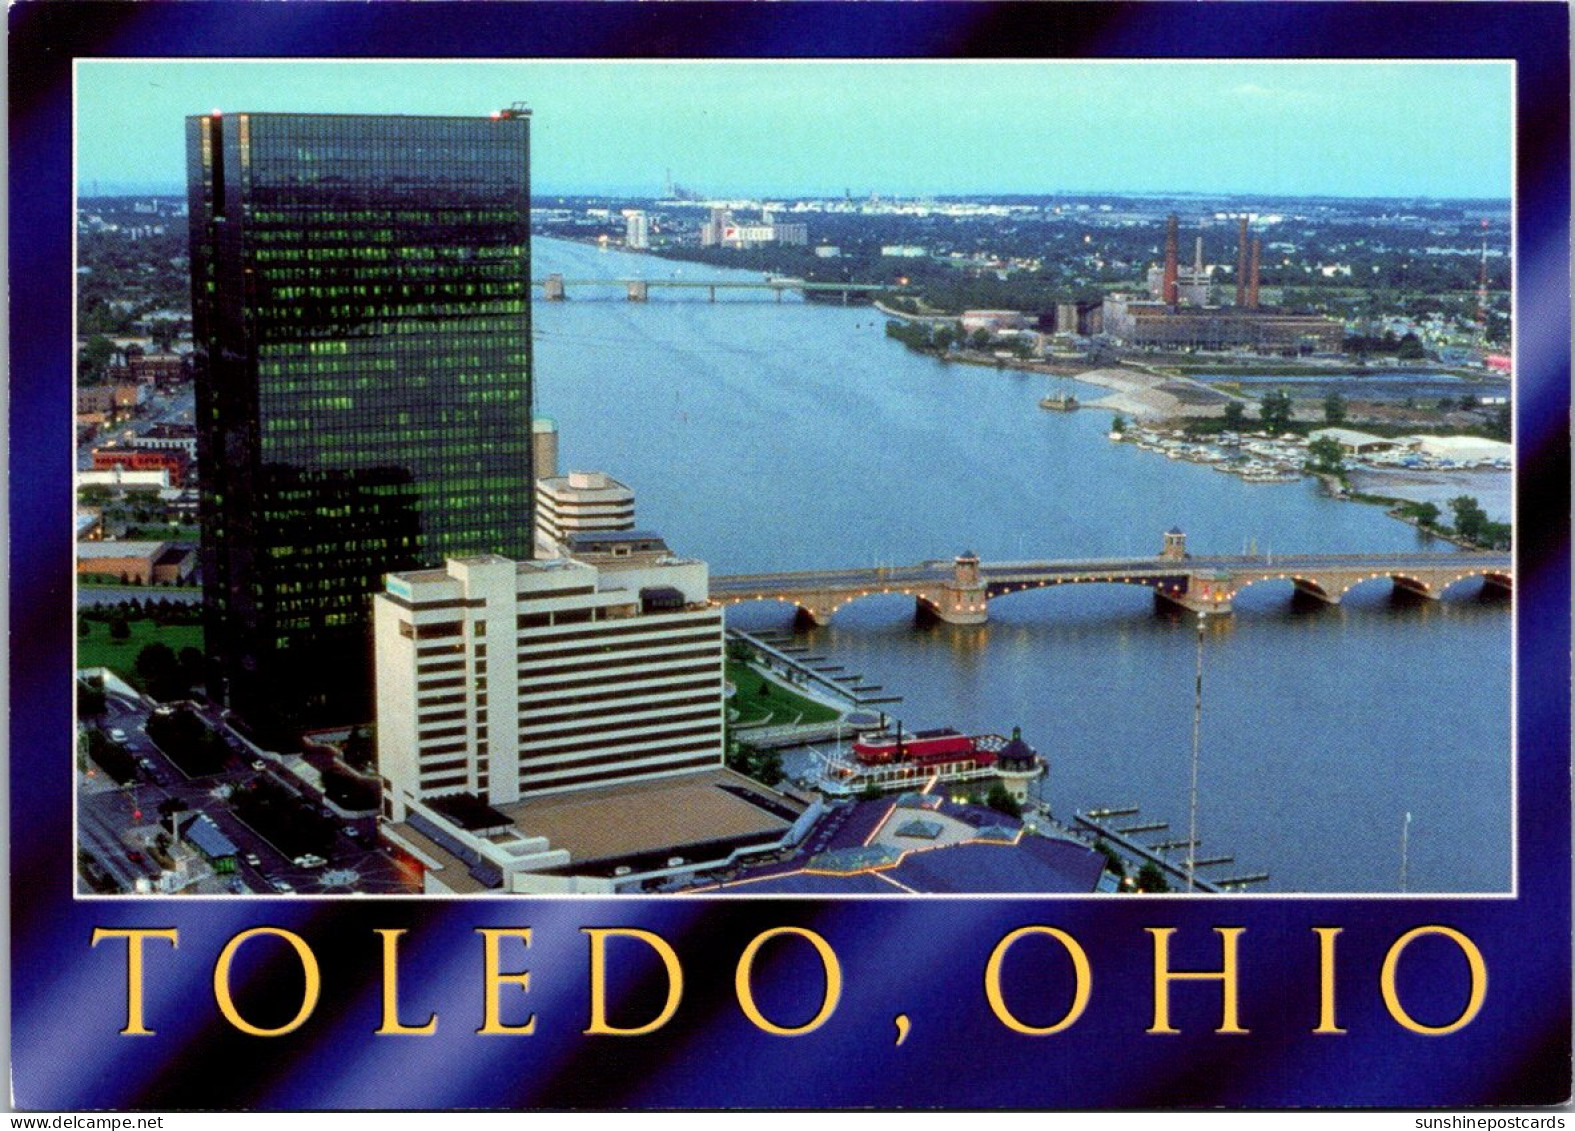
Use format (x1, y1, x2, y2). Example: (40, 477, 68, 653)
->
(1236, 216, 1248, 307)
(1248, 237, 1262, 309)
(1163, 213, 1180, 307)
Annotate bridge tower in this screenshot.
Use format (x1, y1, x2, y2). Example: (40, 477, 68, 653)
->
(926, 551, 989, 625)
(543, 274, 566, 301)
(626, 280, 648, 302)
(1155, 570, 1235, 616)
(1162, 527, 1188, 560)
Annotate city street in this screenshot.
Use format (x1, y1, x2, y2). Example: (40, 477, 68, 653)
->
(77, 693, 415, 896)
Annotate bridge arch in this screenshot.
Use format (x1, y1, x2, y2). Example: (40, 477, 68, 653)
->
(1434, 569, 1514, 597)
(713, 586, 938, 626)
(1230, 573, 1342, 605)
(985, 575, 1182, 602)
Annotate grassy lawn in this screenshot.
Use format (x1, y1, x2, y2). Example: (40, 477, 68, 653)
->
(726, 659, 842, 727)
(78, 619, 203, 680)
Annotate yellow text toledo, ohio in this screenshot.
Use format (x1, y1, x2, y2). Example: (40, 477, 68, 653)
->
(89, 923, 1486, 1039)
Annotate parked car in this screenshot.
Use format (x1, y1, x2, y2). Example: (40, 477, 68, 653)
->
(271, 879, 293, 893)
(109, 728, 128, 744)
(244, 853, 261, 867)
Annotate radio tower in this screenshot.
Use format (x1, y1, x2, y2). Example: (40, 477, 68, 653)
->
(1476, 219, 1490, 345)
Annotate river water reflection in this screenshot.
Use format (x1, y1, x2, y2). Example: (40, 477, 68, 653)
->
(533, 237, 1511, 893)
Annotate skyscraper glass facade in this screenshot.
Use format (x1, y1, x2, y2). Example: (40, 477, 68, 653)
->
(187, 112, 533, 733)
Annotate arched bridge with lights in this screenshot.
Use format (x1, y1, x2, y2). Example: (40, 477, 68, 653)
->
(709, 531, 1512, 625)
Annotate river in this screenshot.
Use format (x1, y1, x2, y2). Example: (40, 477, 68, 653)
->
(532, 237, 1512, 894)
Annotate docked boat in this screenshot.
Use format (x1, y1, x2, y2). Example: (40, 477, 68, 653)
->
(1038, 393, 1079, 411)
(852, 727, 1004, 768)
(822, 725, 1047, 798)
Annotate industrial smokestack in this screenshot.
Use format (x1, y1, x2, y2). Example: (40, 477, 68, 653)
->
(1194, 236, 1204, 277)
(1236, 216, 1249, 307)
(1163, 213, 1180, 307)
(1248, 237, 1262, 310)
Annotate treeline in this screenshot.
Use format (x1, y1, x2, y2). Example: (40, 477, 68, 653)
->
(1342, 330, 1427, 359)
(80, 599, 202, 626)
(1392, 496, 1509, 550)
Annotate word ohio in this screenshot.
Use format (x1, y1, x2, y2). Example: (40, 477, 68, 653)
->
(90, 923, 1487, 1039)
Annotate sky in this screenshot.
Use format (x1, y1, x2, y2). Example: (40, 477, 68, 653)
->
(76, 60, 1512, 200)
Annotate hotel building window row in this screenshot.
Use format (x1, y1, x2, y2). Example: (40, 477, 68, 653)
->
(375, 548, 722, 820)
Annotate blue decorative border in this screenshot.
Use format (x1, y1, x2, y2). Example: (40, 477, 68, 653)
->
(9, 2, 1569, 1109)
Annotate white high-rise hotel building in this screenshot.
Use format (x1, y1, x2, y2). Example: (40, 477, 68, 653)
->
(374, 544, 723, 821)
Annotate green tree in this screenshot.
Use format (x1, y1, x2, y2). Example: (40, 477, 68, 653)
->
(1305, 436, 1345, 475)
(177, 647, 205, 688)
(1322, 391, 1347, 426)
(985, 783, 1023, 819)
(1093, 839, 1126, 881)
(1259, 389, 1294, 434)
(108, 617, 130, 641)
(1110, 414, 1127, 435)
(931, 325, 956, 351)
(1449, 495, 1489, 544)
(78, 334, 118, 380)
(1135, 861, 1171, 893)
(1412, 502, 1441, 528)
(77, 678, 106, 718)
(969, 328, 992, 351)
(725, 638, 753, 663)
(1489, 405, 1510, 441)
(1396, 332, 1426, 360)
(134, 642, 186, 700)
(1221, 401, 1246, 431)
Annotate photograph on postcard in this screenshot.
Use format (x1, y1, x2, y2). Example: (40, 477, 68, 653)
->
(72, 58, 1513, 900)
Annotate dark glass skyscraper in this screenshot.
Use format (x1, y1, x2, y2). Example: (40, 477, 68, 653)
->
(187, 111, 534, 735)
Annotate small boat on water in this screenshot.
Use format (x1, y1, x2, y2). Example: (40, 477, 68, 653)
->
(1039, 393, 1079, 411)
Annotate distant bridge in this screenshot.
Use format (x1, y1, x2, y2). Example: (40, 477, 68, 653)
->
(710, 532, 1512, 625)
(534, 273, 902, 303)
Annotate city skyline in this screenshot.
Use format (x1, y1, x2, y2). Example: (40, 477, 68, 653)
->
(78, 60, 1512, 200)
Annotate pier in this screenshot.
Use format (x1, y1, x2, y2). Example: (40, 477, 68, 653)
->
(727, 627, 901, 710)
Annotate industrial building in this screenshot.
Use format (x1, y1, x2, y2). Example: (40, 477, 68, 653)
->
(90, 447, 189, 488)
(186, 110, 536, 732)
(76, 541, 196, 586)
(623, 209, 650, 250)
(1102, 213, 1344, 354)
(699, 208, 808, 249)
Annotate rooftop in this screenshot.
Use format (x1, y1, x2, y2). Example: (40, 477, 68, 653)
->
(77, 540, 169, 559)
(690, 796, 1108, 895)
(499, 766, 804, 865)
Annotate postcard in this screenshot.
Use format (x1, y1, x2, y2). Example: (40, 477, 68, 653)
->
(9, 0, 1571, 1112)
